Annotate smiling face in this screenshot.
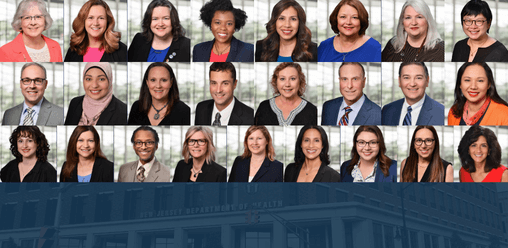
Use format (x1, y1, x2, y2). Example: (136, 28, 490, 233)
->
(276, 67, 300, 99)
(403, 6, 428, 40)
(276, 6, 299, 42)
(17, 135, 37, 159)
(460, 64, 490, 104)
(76, 131, 96, 160)
(211, 11, 235, 44)
(210, 70, 237, 111)
(414, 128, 435, 160)
(133, 130, 158, 165)
(83, 68, 110, 100)
(20, 65, 47, 108)
(337, 4, 360, 37)
(462, 14, 490, 41)
(398, 64, 429, 105)
(21, 4, 45, 39)
(85, 5, 107, 40)
(356, 131, 379, 164)
(301, 129, 323, 161)
(469, 135, 489, 165)
(339, 64, 365, 106)
(188, 131, 207, 160)
(147, 66, 172, 102)
(151, 6, 172, 40)
(247, 130, 268, 156)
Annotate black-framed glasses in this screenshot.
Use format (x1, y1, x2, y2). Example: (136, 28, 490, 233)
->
(21, 15, 44, 22)
(134, 141, 156, 147)
(188, 139, 206, 146)
(357, 140, 379, 148)
(21, 78, 46, 85)
(463, 19, 487, 26)
(415, 138, 435, 146)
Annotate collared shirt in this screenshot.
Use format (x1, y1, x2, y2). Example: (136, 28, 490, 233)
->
(398, 95, 426, 126)
(337, 94, 366, 125)
(351, 160, 378, 182)
(19, 99, 43, 125)
(136, 156, 156, 179)
(211, 97, 236, 126)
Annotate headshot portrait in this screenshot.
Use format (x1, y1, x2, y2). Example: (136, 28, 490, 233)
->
(1, 62, 64, 126)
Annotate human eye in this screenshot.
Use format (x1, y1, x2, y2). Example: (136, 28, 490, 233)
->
(164, 17, 170, 20)
(227, 22, 234, 26)
(416, 76, 423, 80)
(291, 17, 298, 21)
(278, 16, 284, 20)
(403, 76, 410, 80)
(291, 77, 297, 81)
(214, 21, 220, 25)
(352, 16, 359, 19)
(340, 15, 346, 19)
(481, 144, 488, 148)
(18, 139, 23, 143)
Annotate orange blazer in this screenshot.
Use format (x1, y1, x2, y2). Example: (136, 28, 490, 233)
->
(448, 100, 508, 125)
(0, 33, 62, 62)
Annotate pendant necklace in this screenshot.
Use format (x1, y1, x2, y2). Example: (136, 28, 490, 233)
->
(191, 168, 202, 178)
(214, 42, 231, 55)
(339, 35, 359, 62)
(400, 35, 426, 62)
(152, 102, 168, 120)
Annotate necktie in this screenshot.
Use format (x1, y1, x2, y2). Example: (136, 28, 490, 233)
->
(23, 108, 34, 125)
(137, 166, 146, 182)
(403, 106, 412, 125)
(213, 113, 221, 126)
(338, 107, 352, 126)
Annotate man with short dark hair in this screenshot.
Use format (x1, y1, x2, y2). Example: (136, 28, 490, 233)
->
(2, 62, 63, 126)
(194, 62, 254, 125)
(118, 126, 171, 182)
(322, 62, 381, 125)
(382, 62, 444, 125)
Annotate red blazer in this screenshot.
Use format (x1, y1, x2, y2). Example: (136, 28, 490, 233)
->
(448, 100, 508, 126)
(0, 33, 62, 62)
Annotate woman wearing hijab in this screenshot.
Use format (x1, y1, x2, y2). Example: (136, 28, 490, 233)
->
(65, 62, 127, 125)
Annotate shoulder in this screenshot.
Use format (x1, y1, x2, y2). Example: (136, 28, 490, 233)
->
(119, 161, 136, 170)
(363, 96, 382, 109)
(174, 100, 190, 111)
(257, 99, 271, 108)
(270, 159, 283, 167)
(453, 38, 469, 49)
(322, 165, 340, 177)
(111, 95, 127, 108)
(176, 159, 190, 168)
(130, 100, 141, 110)
(382, 98, 404, 111)
(95, 157, 114, 167)
(425, 95, 444, 109)
(235, 98, 254, 112)
(319, 36, 335, 46)
(42, 35, 60, 47)
(233, 37, 254, 50)
(340, 160, 351, 172)
(69, 95, 85, 106)
(285, 163, 297, 171)
(118, 41, 128, 50)
(210, 161, 226, 173)
(39, 161, 57, 173)
(194, 40, 214, 50)
(255, 40, 263, 50)
(323, 97, 343, 108)
(196, 99, 214, 110)
(131, 33, 147, 43)
(4, 102, 23, 113)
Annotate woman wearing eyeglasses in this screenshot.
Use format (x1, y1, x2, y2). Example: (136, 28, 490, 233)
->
(400, 126, 453, 182)
(340, 126, 397, 182)
(0, 0, 62, 62)
(451, 0, 508, 62)
(173, 126, 226, 182)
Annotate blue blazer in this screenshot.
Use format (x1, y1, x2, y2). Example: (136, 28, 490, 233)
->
(321, 95, 381, 125)
(228, 156, 283, 182)
(192, 36, 254, 62)
(340, 159, 397, 182)
(381, 95, 444, 125)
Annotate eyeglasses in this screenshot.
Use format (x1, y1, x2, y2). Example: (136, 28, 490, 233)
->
(415, 138, 435, 146)
(357, 140, 379, 148)
(134, 141, 156, 147)
(463, 19, 487, 27)
(21, 78, 46, 85)
(188, 139, 206, 146)
(21, 15, 44, 22)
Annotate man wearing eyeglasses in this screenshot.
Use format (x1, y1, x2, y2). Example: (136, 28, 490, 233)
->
(2, 62, 63, 126)
(118, 126, 171, 182)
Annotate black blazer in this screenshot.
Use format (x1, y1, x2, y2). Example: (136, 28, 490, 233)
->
(195, 98, 254, 125)
(255, 40, 318, 62)
(284, 162, 340, 182)
(173, 158, 226, 182)
(127, 100, 190, 125)
(64, 42, 128, 62)
(128, 33, 191, 62)
(60, 157, 114, 182)
(0, 159, 56, 182)
(64, 95, 127, 125)
(192, 36, 254, 62)
(228, 156, 283, 182)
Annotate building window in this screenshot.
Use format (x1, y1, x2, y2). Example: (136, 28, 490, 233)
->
(184, 184, 204, 208)
(95, 193, 112, 222)
(383, 225, 394, 248)
(447, 195, 454, 214)
(420, 187, 427, 205)
(20, 239, 34, 248)
(70, 195, 87, 224)
(44, 199, 57, 226)
(20, 201, 38, 228)
(0, 203, 17, 230)
(383, 184, 393, 195)
(5, 184, 20, 194)
(60, 237, 86, 248)
(429, 189, 436, 209)
(154, 186, 173, 212)
(316, 185, 329, 204)
(455, 198, 461, 217)
(373, 223, 383, 248)
(438, 191, 446, 212)
(410, 230, 419, 248)
(336, 189, 348, 202)
(96, 234, 128, 248)
(123, 190, 141, 220)
(244, 231, 270, 248)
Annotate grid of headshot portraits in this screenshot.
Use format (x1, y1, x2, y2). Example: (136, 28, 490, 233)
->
(1, 0, 508, 184)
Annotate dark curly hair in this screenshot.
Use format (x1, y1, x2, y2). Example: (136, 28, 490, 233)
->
(141, 0, 186, 42)
(259, 0, 313, 61)
(199, 0, 247, 31)
(270, 62, 306, 97)
(458, 126, 501, 174)
(138, 62, 181, 117)
(9, 126, 50, 163)
(451, 62, 508, 118)
(294, 125, 330, 166)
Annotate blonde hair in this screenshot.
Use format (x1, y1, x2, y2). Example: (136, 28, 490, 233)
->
(182, 126, 216, 164)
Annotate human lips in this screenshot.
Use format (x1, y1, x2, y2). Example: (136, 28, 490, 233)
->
(89, 89, 102, 95)
(25, 90, 40, 96)
(468, 91, 479, 97)
(20, 148, 31, 153)
(281, 29, 293, 35)
(217, 33, 228, 38)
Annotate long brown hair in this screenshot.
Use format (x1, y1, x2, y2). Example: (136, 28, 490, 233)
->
(69, 0, 121, 55)
(138, 62, 181, 116)
(61, 126, 106, 181)
(401, 126, 444, 182)
(348, 126, 392, 177)
(241, 125, 275, 161)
